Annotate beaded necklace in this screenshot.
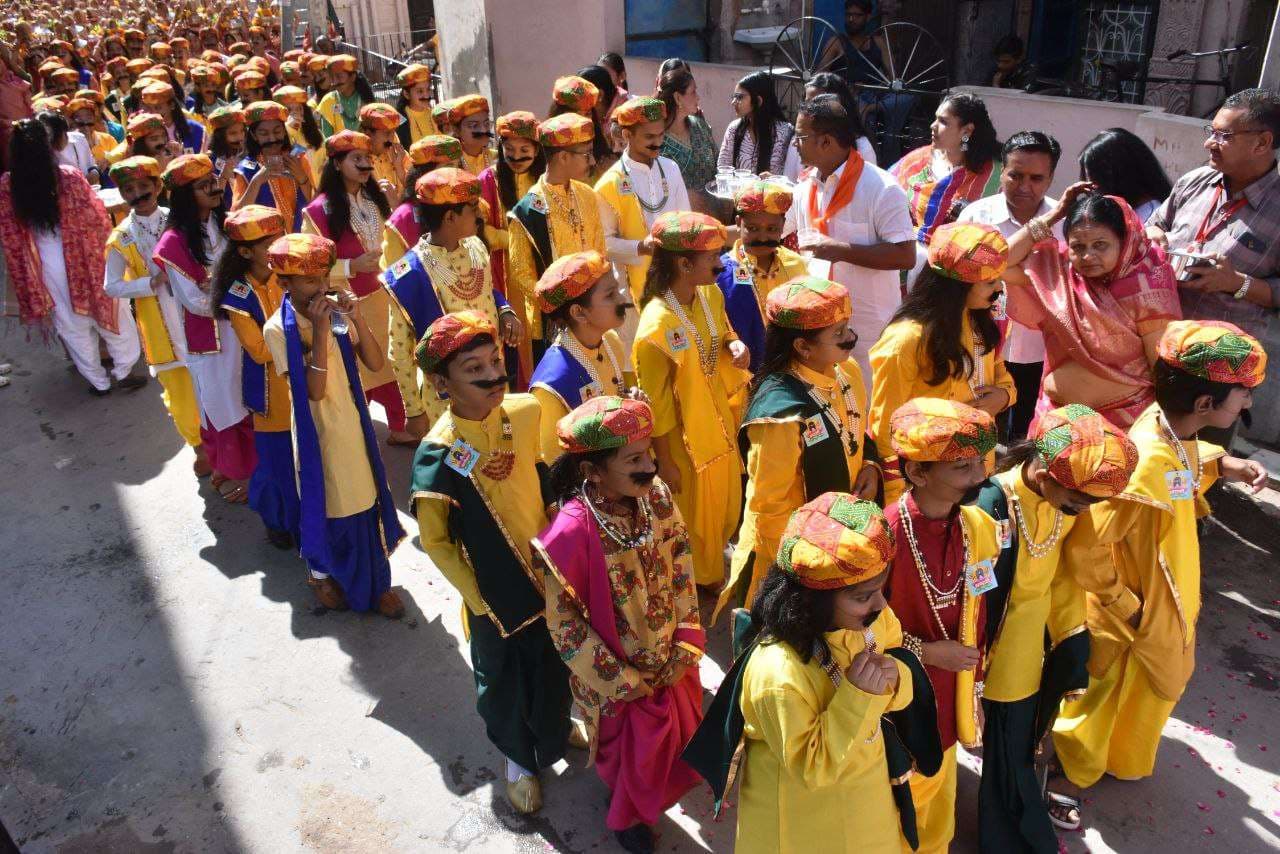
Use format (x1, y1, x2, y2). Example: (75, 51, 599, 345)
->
(420, 239, 487, 302)
(557, 329, 624, 396)
(968, 331, 987, 397)
(477, 408, 515, 481)
(663, 287, 720, 377)
(1002, 476, 1063, 559)
(348, 191, 382, 254)
(734, 242, 772, 317)
(621, 155, 670, 213)
(1156, 410, 1204, 493)
(544, 180, 586, 244)
(898, 494, 968, 634)
(581, 486, 654, 550)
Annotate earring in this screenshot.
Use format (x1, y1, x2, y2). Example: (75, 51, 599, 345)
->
(961, 135, 970, 152)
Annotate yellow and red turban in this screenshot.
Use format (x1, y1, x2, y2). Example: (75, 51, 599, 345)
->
(415, 167, 482, 206)
(189, 64, 216, 84)
(31, 96, 67, 114)
(325, 130, 371, 157)
(1156, 320, 1267, 388)
(267, 233, 336, 276)
(416, 310, 497, 373)
(162, 153, 214, 189)
(64, 97, 97, 116)
(776, 493, 895, 589)
(228, 43, 251, 58)
(278, 61, 300, 81)
(409, 134, 463, 167)
(538, 113, 593, 148)
(271, 85, 308, 107)
(73, 88, 104, 105)
(139, 68, 172, 85)
(496, 110, 539, 141)
(48, 67, 79, 86)
(326, 54, 357, 74)
(449, 94, 490, 125)
(126, 112, 166, 140)
(889, 397, 997, 462)
(735, 180, 793, 216)
(614, 97, 666, 128)
(283, 49, 306, 62)
(125, 58, 154, 75)
(225, 204, 286, 244)
(649, 211, 728, 253)
(306, 54, 328, 73)
(552, 75, 599, 115)
(765, 277, 852, 331)
(38, 58, 66, 77)
(1033, 404, 1138, 499)
(244, 100, 287, 125)
(150, 42, 172, 59)
(536, 250, 611, 313)
(234, 70, 266, 91)
(557, 396, 654, 453)
(927, 221, 1008, 284)
(207, 106, 245, 130)
(170, 37, 190, 50)
(396, 63, 431, 89)
(359, 102, 402, 131)
(123, 28, 145, 41)
(108, 155, 161, 186)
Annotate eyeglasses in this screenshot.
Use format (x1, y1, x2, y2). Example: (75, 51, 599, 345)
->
(1203, 125, 1268, 143)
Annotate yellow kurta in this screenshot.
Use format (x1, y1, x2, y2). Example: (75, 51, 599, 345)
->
(633, 288, 749, 586)
(263, 310, 377, 518)
(385, 237, 506, 426)
(461, 146, 496, 176)
(535, 480, 702, 754)
(223, 272, 291, 432)
(1052, 404, 1223, 786)
(530, 327, 633, 464)
(983, 468, 1089, 703)
(371, 149, 408, 203)
(481, 169, 536, 255)
(412, 394, 549, 617)
(869, 314, 1016, 503)
(506, 176, 607, 342)
(727, 241, 810, 321)
(720, 360, 869, 620)
(737, 608, 913, 854)
(403, 105, 438, 144)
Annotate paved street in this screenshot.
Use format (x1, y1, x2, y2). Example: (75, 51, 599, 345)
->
(1, 333, 1278, 854)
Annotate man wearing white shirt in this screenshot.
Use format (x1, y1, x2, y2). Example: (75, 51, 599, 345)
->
(958, 131, 1062, 439)
(595, 96, 691, 355)
(786, 94, 916, 387)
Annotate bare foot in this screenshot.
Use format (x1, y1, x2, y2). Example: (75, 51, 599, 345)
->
(193, 446, 212, 478)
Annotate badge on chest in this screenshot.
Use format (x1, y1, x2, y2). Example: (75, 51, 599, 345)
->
(666, 327, 690, 353)
(445, 438, 480, 477)
(1166, 469, 1194, 501)
(966, 558, 998, 596)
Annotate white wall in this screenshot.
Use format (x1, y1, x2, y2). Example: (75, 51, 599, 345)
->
(434, 0, 494, 102)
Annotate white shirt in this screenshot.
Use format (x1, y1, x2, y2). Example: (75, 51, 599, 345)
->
(958, 193, 1060, 365)
(104, 206, 187, 373)
(600, 150, 692, 266)
(56, 130, 96, 177)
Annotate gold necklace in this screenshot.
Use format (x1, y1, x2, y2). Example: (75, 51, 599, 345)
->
(420, 240, 487, 302)
(663, 287, 719, 377)
(477, 408, 515, 481)
(898, 494, 968, 636)
(545, 180, 586, 244)
(968, 331, 987, 397)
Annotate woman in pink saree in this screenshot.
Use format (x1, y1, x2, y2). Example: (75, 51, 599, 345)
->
(1001, 185, 1181, 428)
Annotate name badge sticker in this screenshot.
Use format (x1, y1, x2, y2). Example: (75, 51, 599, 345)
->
(733, 264, 752, 284)
(966, 558, 998, 596)
(1166, 469, 1194, 501)
(579, 381, 602, 401)
(802, 414, 830, 446)
(666, 327, 690, 352)
(618, 178, 634, 196)
(444, 439, 480, 477)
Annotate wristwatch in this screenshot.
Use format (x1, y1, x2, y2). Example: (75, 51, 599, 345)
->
(1233, 275, 1253, 300)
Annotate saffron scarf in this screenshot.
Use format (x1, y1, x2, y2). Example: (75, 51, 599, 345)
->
(805, 149, 864, 235)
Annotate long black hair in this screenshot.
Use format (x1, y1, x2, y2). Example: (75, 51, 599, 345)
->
(164, 183, 227, 268)
(941, 92, 1001, 172)
(888, 266, 1001, 386)
(995, 439, 1039, 474)
(578, 65, 618, 164)
(546, 447, 615, 504)
(640, 246, 684, 305)
(656, 68, 696, 131)
(495, 139, 546, 211)
(296, 103, 325, 150)
(318, 152, 390, 245)
(733, 71, 787, 174)
(750, 566, 837, 664)
(209, 124, 242, 159)
(7, 118, 61, 231)
(166, 96, 200, 150)
(1078, 128, 1172, 210)
(35, 110, 69, 151)
(352, 73, 376, 106)
(209, 234, 262, 318)
(749, 323, 820, 397)
(806, 72, 869, 143)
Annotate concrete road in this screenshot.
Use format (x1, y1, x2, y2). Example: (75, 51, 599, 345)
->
(1, 335, 1277, 853)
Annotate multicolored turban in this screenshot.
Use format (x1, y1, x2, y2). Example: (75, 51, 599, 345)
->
(31, 96, 67, 114)
(536, 250, 611, 313)
(414, 167, 482, 206)
(326, 54, 357, 74)
(170, 37, 190, 50)
(64, 97, 97, 116)
(449, 94, 489, 124)
(325, 130, 371, 157)
(73, 88, 104, 105)
(776, 493, 895, 589)
(244, 100, 287, 125)
(138, 68, 172, 85)
(889, 398, 997, 462)
(225, 204, 286, 243)
(207, 106, 245, 130)
(735, 180, 793, 216)
(765, 277, 852, 330)
(38, 59, 66, 77)
(496, 111, 539, 141)
(416, 310, 497, 373)
(927, 221, 1008, 284)
(552, 75, 599, 115)
(283, 49, 306, 62)
(359, 102, 402, 131)
(431, 98, 457, 125)
(538, 113, 594, 148)
(306, 54, 328, 73)
(107, 155, 161, 186)
(1156, 320, 1267, 388)
(396, 63, 431, 89)
(126, 112, 166, 140)
(1032, 404, 1138, 499)
(614, 97, 666, 128)
(150, 42, 172, 59)
(556, 396, 654, 453)
(278, 61, 301, 81)
(189, 64, 216, 84)
(162, 153, 214, 189)
(649, 211, 728, 253)
(267, 233, 336, 276)
(125, 58, 154, 75)
(49, 67, 79, 86)
(271, 85, 308, 107)
(409, 134, 463, 167)
(234, 70, 266, 91)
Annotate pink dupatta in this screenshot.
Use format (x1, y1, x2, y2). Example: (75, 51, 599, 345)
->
(1009, 196, 1181, 426)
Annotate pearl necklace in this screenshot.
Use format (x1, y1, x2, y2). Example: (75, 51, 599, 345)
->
(663, 287, 720, 377)
(898, 494, 968, 636)
(348, 191, 383, 254)
(734, 242, 771, 317)
(968, 331, 987, 397)
(581, 486, 654, 550)
(420, 239, 487, 302)
(1156, 410, 1204, 493)
(557, 329, 623, 396)
(1004, 478, 1063, 559)
(621, 155, 670, 213)
(796, 365, 861, 456)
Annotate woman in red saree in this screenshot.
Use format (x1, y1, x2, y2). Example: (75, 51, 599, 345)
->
(1001, 185, 1181, 428)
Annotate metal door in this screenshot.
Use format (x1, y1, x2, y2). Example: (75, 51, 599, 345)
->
(624, 0, 709, 61)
